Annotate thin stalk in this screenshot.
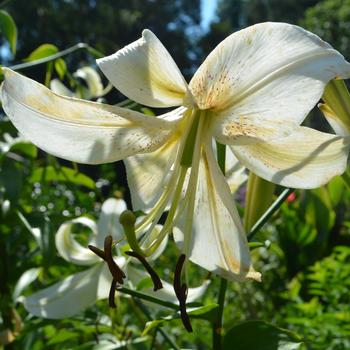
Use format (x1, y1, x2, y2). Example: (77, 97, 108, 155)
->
(247, 188, 293, 241)
(7, 43, 104, 71)
(134, 299, 181, 350)
(213, 142, 227, 350)
(116, 286, 178, 310)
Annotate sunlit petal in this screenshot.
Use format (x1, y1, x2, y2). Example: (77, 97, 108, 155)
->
(189, 23, 350, 143)
(225, 146, 247, 193)
(55, 217, 100, 266)
(147, 226, 169, 261)
(22, 265, 104, 319)
(319, 102, 350, 136)
(74, 66, 104, 98)
(1, 69, 179, 164)
(174, 143, 261, 282)
(232, 126, 350, 189)
(50, 79, 74, 97)
(96, 198, 127, 246)
(125, 136, 179, 210)
(97, 29, 189, 108)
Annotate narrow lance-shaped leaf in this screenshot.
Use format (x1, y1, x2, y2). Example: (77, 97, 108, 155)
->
(244, 172, 275, 232)
(0, 10, 17, 54)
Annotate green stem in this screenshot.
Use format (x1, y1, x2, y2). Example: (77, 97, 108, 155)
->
(180, 110, 201, 167)
(247, 188, 293, 241)
(213, 278, 227, 350)
(7, 43, 104, 71)
(116, 286, 178, 310)
(213, 142, 227, 350)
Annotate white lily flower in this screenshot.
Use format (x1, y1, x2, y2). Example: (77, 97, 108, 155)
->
(50, 66, 110, 99)
(225, 146, 247, 194)
(21, 198, 208, 319)
(2, 22, 350, 282)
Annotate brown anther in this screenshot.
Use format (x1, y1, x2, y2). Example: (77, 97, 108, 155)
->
(125, 251, 163, 291)
(173, 254, 193, 333)
(108, 279, 117, 308)
(88, 235, 126, 309)
(88, 245, 105, 260)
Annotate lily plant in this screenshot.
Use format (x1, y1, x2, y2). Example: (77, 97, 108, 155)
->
(20, 198, 208, 319)
(2, 22, 350, 282)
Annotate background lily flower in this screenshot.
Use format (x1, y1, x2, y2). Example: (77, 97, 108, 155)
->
(19, 198, 208, 319)
(50, 66, 111, 100)
(2, 22, 350, 282)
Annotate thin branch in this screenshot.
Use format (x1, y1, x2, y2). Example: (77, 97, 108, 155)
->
(7, 43, 104, 71)
(248, 188, 293, 241)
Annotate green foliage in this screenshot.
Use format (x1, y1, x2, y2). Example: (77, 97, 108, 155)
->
(0, 9, 17, 54)
(24, 43, 59, 61)
(223, 321, 304, 350)
(301, 0, 350, 58)
(281, 247, 350, 349)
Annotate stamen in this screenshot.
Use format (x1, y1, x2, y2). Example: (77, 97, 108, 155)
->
(109, 279, 117, 308)
(125, 251, 163, 291)
(88, 235, 126, 285)
(120, 210, 150, 257)
(173, 254, 193, 333)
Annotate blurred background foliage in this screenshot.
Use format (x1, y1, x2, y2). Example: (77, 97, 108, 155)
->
(0, 0, 350, 349)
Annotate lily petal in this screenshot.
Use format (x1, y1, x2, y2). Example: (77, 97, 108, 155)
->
(74, 66, 104, 98)
(55, 217, 100, 266)
(97, 29, 188, 108)
(50, 79, 74, 97)
(1, 69, 179, 164)
(147, 226, 169, 261)
(190, 22, 350, 143)
(96, 198, 127, 246)
(231, 127, 350, 189)
(225, 146, 247, 193)
(319, 102, 350, 136)
(125, 136, 179, 210)
(174, 143, 261, 282)
(22, 264, 105, 319)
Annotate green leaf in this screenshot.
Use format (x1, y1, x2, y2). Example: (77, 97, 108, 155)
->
(244, 173, 275, 232)
(142, 319, 167, 336)
(189, 303, 219, 321)
(0, 159, 23, 203)
(136, 277, 154, 291)
(0, 10, 17, 54)
(142, 304, 219, 336)
(47, 330, 78, 345)
(223, 321, 304, 350)
(54, 58, 67, 79)
(30, 166, 95, 189)
(25, 43, 58, 62)
(10, 142, 37, 158)
(249, 242, 264, 249)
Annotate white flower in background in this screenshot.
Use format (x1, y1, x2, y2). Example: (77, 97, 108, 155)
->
(19, 198, 208, 319)
(50, 66, 111, 99)
(225, 146, 247, 194)
(2, 22, 350, 282)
